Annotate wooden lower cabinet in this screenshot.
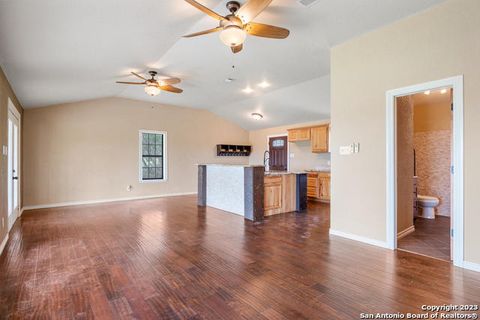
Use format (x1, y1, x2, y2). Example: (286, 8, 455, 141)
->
(264, 174, 297, 216)
(264, 176, 282, 211)
(306, 172, 330, 202)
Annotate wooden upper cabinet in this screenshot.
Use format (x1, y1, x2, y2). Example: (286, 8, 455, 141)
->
(288, 127, 311, 142)
(311, 125, 329, 153)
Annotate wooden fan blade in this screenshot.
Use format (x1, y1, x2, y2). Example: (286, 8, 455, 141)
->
(236, 0, 272, 24)
(160, 85, 183, 94)
(245, 22, 290, 39)
(158, 78, 181, 86)
(116, 81, 146, 85)
(131, 72, 147, 80)
(183, 27, 222, 38)
(184, 0, 225, 21)
(231, 44, 243, 54)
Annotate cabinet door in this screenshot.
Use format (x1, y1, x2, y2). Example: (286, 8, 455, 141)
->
(288, 128, 310, 142)
(264, 184, 282, 211)
(307, 174, 319, 198)
(311, 126, 329, 153)
(319, 176, 331, 201)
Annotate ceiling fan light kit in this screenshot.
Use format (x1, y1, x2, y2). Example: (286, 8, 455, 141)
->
(116, 70, 183, 97)
(219, 25, 247, 47)
(183, 0, 290, 54)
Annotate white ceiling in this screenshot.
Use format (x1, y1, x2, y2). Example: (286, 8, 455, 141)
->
(0, 0, 445, 130)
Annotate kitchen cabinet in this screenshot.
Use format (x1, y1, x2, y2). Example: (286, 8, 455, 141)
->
(311, 125, 329, 153)
(306, 172, 330, 202)
(287, 127, 311, 142)
(264, 174, 298, 216)
(264, 176, 282, 212)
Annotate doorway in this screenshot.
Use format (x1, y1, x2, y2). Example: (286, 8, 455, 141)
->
(268, 135, 288, 171)
(7, 100, 20, 231)
(386, 76, 464, 268)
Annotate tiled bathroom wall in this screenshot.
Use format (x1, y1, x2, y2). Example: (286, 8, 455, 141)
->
(414, 130, 451, 216)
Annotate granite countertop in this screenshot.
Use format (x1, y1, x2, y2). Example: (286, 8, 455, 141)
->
(305, 169, 331, 173)
(264, 171, 306, 176)
(196, 164, 264, 168)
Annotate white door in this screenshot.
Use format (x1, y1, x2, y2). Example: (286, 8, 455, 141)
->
(7, 109, 20, 231)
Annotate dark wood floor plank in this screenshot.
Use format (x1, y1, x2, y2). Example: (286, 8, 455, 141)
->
(0, 195, 479, 319)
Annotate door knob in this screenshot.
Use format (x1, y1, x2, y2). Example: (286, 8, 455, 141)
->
(12, 176, 18, 180)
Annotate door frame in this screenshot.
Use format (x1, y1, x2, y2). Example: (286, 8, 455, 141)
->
(385, 76, 464, 267)
(266, 134, 289, 172)
(7, 99, 21, 227)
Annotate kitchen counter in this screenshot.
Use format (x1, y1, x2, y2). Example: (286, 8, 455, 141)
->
(197, 164, 307, 221)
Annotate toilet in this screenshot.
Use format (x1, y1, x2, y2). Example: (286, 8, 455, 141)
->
(417, 195, 439, 219)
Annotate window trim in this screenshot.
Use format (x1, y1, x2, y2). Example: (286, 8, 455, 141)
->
(138, 130, 167, 183)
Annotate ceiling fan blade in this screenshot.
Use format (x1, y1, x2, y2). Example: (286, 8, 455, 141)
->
(184, 0, 225, 21)
(236, 0, 273, 24)
(245, 22, 290, 39)
(131, 72, 147, 80)
(160, 85, 183, 94)
(158, 78, 182, 86)
(183, 27, 223, 38)
(231, 44, 243, 54)
(116, 81, 146, 85)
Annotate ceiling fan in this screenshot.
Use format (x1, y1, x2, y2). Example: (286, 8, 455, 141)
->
(116, 71, 183, 96)
(183, 0, 290, 53)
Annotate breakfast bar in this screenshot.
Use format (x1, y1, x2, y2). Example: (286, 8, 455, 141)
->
(198, 164, 307, 221)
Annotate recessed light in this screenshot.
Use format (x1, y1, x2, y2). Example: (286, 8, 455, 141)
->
(424, 90, 431, 95)
(243, 87, 254, 94)
(440, 88, 448, 94)
(258, 81, 270, 88)
(251, 112, 263, 120)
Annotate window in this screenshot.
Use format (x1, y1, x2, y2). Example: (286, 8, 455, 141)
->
(139, 130, 166, 182)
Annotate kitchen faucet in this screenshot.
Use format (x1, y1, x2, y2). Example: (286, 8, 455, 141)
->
(263, 150, 270, 171)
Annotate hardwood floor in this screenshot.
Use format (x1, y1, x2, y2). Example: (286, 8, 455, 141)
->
(398, 216, 451, 261)
(0, 196, 479, 319)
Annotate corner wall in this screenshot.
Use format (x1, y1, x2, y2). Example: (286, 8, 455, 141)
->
(331, 0, 480, 266)
(22, 97, 249, 207)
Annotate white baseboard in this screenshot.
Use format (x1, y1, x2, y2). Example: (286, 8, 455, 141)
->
(329, 229, 389, 249)
(0, 234, 9, 256)
(22, 192, 198, 212)
(462, 261, 480, 273)
(397, 225, 415, 239)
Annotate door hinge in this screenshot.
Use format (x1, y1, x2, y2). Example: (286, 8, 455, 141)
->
(451, 103, 453, 111)
(451, 165, 454, 174)
(451, 229, 454, 237)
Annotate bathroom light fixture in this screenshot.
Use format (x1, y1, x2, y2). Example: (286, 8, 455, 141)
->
(144, 84, 161, 96)
(251, 112, 263, 120)
(258, 81, 271, 88)
(243, 86, 254, 94)
(440, 88, 448, 94)
(424, 90, 431, 95)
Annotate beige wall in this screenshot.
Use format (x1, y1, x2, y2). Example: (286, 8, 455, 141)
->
(23, 97, 249, 207)
(413, 91, 452, 132)
(396, 96, 414, 234)
(0, 67, 23, 247)
(331, 0, 480, 265)
(248, 120, 331, 172)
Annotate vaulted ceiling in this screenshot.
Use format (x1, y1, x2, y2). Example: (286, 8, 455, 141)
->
(0, 0, 445, 129)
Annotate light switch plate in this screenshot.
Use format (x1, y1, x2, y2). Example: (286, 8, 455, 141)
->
(339, 146, 353, 155)
(289, 153, 295, 158)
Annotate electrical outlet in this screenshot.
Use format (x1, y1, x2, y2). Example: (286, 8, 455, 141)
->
(126, 185, 133, 192)
(2, 145, 7, 156)
(289, 153, 295, 158)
